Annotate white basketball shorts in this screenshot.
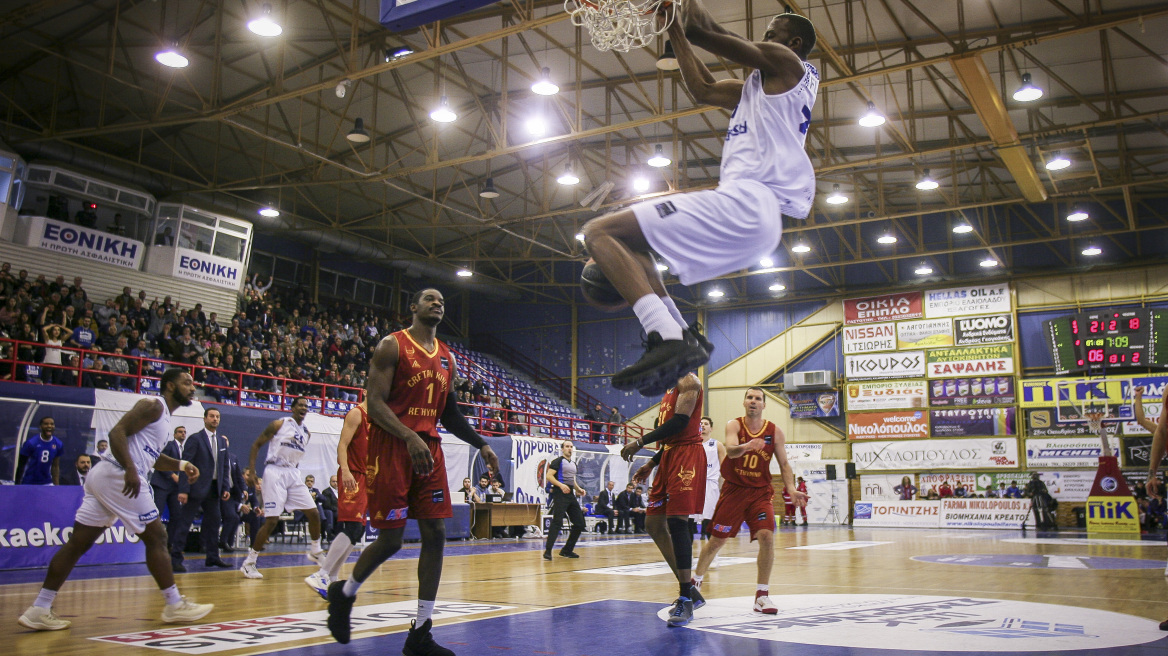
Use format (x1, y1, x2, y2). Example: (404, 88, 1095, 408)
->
(262, 465, 317, 515)
(702, 481, 720, 521)
(75, 460, 160, 534)
(630, 179, 783, 286)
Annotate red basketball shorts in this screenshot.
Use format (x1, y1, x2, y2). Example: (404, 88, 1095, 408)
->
(337, 468, 368, 524)
(366, 428, 451, 529)
(647, 442, 707, 517)
(710, 482, 776, 540)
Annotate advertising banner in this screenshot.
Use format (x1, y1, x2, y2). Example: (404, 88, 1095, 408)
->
(510, 436, 562, 505)
(788, 391, 840, 418)
(939, 498, 1035, 529)
(845, 351, 926, 380)
(926, 344, 1015, 378)
(919, 473, 979, 495)
(0, 486, 144, 569)
(173, 247, 243, 290)
(844, 291, 923, 325)
(1026, 437, 1122, 468)
(929, 376, 1014, 407)
(954, 313, 1014, 346)
(1025, 408, 1121, 438)
(1033, 471, 1096, 502)
(846, 381, 928, 411)
(923, 283, 1011, 318)
(843, 322, 897, 354)
(1087, 497, 1140, 534)
(785, 443, 824, 461)
(896, 319, 953, 349)
(853, 438, 1020, 471)
(1121, 436, 1168, 468)
(32, 216, 144, 269)
(929, 408, 1016, 437)
(853, 500, 941, 528)
(859, 474, 914, 501)
(1019, 376, 1136, 413)
(847, 411, 929, 441)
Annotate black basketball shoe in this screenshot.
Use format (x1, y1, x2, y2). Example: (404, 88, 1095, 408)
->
(686, 322, 714, 357)
(689, 583, 706, 610)
(327, 581, 355, 644)
(666, 597, 694, 627)
(403, 618, 455, 656)
(613, 331, 708, 397)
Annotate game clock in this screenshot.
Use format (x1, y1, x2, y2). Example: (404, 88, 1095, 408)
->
(1043, 308, 1168, 374)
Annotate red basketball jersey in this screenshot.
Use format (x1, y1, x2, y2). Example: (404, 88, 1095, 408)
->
(387, 329, 455, 439)
(345, 405, 369, 474)
(657, 384, 704, 446)
(721, 417, 776, 488)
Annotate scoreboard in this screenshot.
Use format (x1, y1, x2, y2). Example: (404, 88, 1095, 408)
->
(1043, 308, 1168, 374)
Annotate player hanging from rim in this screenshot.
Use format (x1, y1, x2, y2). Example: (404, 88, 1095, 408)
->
(240, 396, 326, 579)
(581, 4, 818, 396)
(305, 400, 370, 599)
(18, 368, 213, 631)
(624, 373, 715, 627)
(327, 289, 500, 656)
(692, 387, 803, 614)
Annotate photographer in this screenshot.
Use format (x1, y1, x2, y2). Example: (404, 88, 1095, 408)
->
(1024, 472, 1057, 530)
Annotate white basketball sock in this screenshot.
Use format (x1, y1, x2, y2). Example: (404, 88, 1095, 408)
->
(33, 588, 57, 609)
(659, 295, 689, 331)
(245, 548, 259, 565)
(417, 599, 436, 624)
(323, 533, 353, 580)
(342, 578, 362, 597)
(632, 295, 683, 341)
(692, 574, 704, 588)
(161, 585, 183, 606)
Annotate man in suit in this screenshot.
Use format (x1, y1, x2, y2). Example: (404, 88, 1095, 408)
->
(218, 438, 246, 553)
(170, 408, 232, 569)
(59, 454, 92, 486)
(615, 483, 646, 533)
(239, 468, 264, 540)
(151, 426, 187, 569)
(320, 475, 340, 540)
(595, 481, 617, 533)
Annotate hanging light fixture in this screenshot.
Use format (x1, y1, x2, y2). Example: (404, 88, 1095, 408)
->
(1081, 245, 1102, 256)
(791, 241, 811, 253)
(769, 282, 786, 292)
(914, 263, 934, 275)
(656, 40, 679, 71)
(346, 118, 370, 143)
(479, 178, 499, 199)
(825, 183, 848, 205)
(877, 231, 898, 245)
(632, 173, 650, 193)
(258, 207, 280, 217)
(916, 169, 939, 190)
(386, 46, 413, 61)
(155, 45, 189, 68)
(456, 268, 473, 277)
(952, 221, 973, 234)
(1067, 208, 1089, 222)
(1012, 73, 1043, 102)
(980, 257, 999, 268)
(531, 67, 559, 96)
(247, 3, 283, 36)
(430, 96, 457, 123)
(858, 101, 886, 127)
(647, 145, 671, 168)
(557, 164, 579, 185)
(707, 288, 725, 298)
(759, 256, 774, 268)
(1045, 151, 1071, 170)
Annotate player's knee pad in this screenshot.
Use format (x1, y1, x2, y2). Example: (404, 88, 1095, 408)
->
(340, 521, 365, 543)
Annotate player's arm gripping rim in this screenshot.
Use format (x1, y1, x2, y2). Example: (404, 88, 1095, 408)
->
(663, 8, 742, 110)
(774, 426, 805, 507)
(621, 374, 701, 462)
(681, 0, 807, 93)
(365, 333, 434, 476)
(337, 405, 362, 493)
(246, 418, 283, 487)
(438, 354, 501, 476)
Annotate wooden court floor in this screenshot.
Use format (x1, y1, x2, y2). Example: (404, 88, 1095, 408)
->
(5, 526, 1168, 656)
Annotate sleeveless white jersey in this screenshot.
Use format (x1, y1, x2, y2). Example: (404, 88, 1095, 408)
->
(720, 62, 820, 219)
(266, 417, 311, 468)
(703, 438, 720, 489)
(101, 397, 171, 479)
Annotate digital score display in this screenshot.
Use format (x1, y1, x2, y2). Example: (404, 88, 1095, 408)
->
(1043, 308, 1167, 374)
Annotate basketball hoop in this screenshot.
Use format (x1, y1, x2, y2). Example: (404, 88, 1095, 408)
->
(1085, 410, 1105, 436)
(565, 0, 677, 53)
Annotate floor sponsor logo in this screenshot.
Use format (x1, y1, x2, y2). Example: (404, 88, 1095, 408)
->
(578, 556, 755, 576)
(669, 594, 1164, 652)
(787, 541, 891, 551)
(91, 601, 510, 653)
(913, 554, 1163, 570)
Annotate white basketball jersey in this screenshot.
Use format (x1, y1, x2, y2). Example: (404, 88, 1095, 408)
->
(703, 438, 720, 488)
(102, 397, 171, 479)
(266, 417, 311, 468)
(720, 62, 820, 219)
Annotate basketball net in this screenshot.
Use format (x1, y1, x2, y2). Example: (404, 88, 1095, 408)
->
(565, 0, 677, 52)
(1084, 409, 1111, 458)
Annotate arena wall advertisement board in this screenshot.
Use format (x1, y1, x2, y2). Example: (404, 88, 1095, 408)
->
(31, 215, 145, 269)
(929, 407, 1016, 437)
(925, 344, 1015, 378)
(953, 313, 1014, 345)
(853, 500, 941, 528)
(1121, 436, 1168, 468)
(842, 322, 897, 354)
(0, 485, 144, 569)
(845, 381, 928, 411)
(895, 318, 953, 349)
(845, 351, 926, 380)
(859, 474, 913, 501)
(784, 443, 824, 461)
(847, 411, 929, 440)
(788, 391, 840, 418)
(939, 498, 1035, 529)
(843, 291, 923, 325)
(510, 436, 561, 505)
(923, 283, 1011, 318)
(173, 247, 242, 289)
(918, 473, 978, 495)
(853, 437, 1020, 471)
(1034, 471, 1096, 502)
(1025, 437, 1122, 468)
(929, 376, 1014, 407)
(1025, 408, 1121, 438)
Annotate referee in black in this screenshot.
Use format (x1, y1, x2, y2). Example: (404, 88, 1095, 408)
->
(543, 440, 586, 560)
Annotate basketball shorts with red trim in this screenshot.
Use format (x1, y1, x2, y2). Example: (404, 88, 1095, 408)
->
(647, 442, 707, 516)
(366, 428, 451, 529)
(337, 469, 368, 524)
(710, 482, 776, 541)
(630, 179, 783, 286)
